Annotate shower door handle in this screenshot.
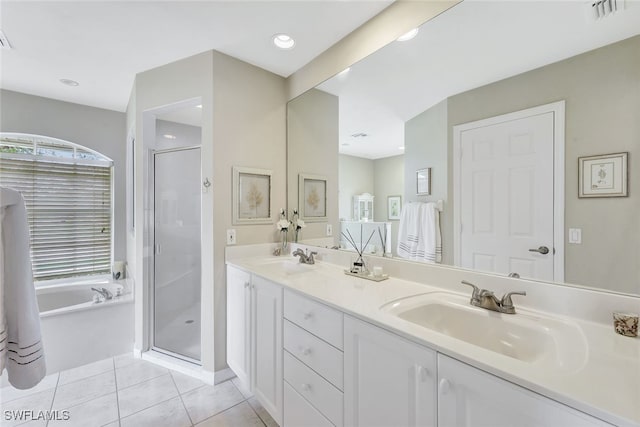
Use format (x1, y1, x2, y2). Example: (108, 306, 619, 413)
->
(155, 243, 162, 255)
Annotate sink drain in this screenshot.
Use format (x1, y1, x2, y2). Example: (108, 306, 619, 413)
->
(185, 319, 194, 324)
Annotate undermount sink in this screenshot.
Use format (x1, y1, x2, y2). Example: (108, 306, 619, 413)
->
(260, 258, 317, 276)
(380, 292, 587, 372)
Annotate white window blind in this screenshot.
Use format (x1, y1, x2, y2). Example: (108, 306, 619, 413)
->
(0, 134, 113, 281)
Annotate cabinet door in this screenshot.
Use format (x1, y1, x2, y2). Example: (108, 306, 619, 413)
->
(226, 266, 251, 389)
(344, 315, 437, 427)
(252, 275, 283, 426)
(437, 354, 611, 427)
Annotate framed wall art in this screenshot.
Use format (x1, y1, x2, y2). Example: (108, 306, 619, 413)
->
(232, 166, 272, 224)
(578, 152, 628, 198)
(417, 168, 431, 195)
(387, 195, 402, 220)
(298, 173, 327, 222)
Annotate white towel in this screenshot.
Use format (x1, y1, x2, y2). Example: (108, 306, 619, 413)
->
(397, 202, 442, 264)
(1, 188, 46, 389)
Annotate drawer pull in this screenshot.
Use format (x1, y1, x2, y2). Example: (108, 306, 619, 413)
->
(244, 281, 250, 288)
(301, 347, 312, 356)
(417, 365, 429, 382)
(303, 312, 313, 320)
(301, 383, 311, 392)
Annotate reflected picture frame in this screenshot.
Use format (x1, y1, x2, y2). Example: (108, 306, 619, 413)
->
(299, 173, 327, 222)
(417, 168, 431, 195)
(578, 152, 628, 198)
(388, 195, 402, 220)
(232, 166, 273, 225)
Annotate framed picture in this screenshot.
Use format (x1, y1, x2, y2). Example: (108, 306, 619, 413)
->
(578, 152, 628, 198)
(388, 195, 402, 220)
(417, 168, 431, 195)
(299, 173, 327, 222)
(232, 166, 272, 224)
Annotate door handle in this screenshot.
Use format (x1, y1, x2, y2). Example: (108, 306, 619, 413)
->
(529, 246, 549, 255)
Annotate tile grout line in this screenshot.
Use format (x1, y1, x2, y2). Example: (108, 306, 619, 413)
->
(45, 373, 61, 427)
(228, 379, 267, 427)
(112, 357, 122, 426)
(168, 371, 195, 426)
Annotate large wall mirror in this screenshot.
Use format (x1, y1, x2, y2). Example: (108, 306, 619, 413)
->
(287, 1, 640, 295)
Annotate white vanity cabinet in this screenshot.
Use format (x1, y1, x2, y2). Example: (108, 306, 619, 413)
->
(344, 315, 437, 427)
(283, 290, 344, 427)
(226, 266, 283, 425)
(437, 354, 611, 427)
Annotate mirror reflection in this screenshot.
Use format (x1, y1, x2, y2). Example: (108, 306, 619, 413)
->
(287, 1, 640, 295)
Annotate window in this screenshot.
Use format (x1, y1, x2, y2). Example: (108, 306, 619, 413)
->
(0, 133, 113, 281)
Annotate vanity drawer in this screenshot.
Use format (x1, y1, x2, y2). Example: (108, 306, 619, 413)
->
(284, 319, 344, 390)
(284, 381, 334, 427)
(284, 350, 343, 427)
(284, 290, 343, 350)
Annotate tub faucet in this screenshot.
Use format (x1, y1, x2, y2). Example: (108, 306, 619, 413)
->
(292, 248, 317, 265)
(92, 287, 113, 300)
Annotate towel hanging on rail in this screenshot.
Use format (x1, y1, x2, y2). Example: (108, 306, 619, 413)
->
(397, 202, 442, 264)
(1, 187, 46, 389)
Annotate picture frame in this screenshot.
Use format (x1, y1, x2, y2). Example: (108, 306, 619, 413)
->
(299, 173, 327, 222)
(232, 166, 272, 225)
(416, 168, 431, 195)
(388, 195, 402, 220)
(578, 152, 628, 198)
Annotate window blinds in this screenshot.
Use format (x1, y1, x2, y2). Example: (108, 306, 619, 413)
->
(0, 154, 112, 280)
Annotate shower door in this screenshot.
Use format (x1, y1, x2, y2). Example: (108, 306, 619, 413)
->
(153, 147, 201, 362)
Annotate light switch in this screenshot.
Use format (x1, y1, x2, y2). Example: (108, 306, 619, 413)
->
(227, 229, 237, 245)
(569, 228, 582, 244)
(326, 224, 333, 236)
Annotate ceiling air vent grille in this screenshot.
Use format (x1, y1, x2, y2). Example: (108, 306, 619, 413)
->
(0, 30, 11, 49)
(587, 0, 624, 20)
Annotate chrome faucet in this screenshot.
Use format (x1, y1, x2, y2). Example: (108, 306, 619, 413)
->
(292, 248, 318, 265)
(92, 287, 113, 300)
(461, 281, 526, 314)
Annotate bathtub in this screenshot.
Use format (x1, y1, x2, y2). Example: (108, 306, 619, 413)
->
(36, 280, 134, 374)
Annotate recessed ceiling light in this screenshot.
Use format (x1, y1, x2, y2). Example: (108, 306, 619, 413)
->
(397, 28, 419, 42)
(273, 34, 295, 50)
(163, 134, 177, 140)
(59, 78, 79, 87)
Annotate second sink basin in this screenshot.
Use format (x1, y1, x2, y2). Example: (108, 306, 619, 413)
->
(380, 292, 587, 372)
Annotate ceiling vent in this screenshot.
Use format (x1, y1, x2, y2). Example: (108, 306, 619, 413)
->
(586, 0, 624, 21)
(0, 30, 12, 50)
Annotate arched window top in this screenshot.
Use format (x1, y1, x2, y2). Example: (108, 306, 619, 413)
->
(0, 133, 112, 165)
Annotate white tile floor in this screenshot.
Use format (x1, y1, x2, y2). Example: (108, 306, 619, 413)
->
(0, 354, 277, 427)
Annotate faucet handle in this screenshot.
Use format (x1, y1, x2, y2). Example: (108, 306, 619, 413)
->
(461, 280, 481, 302)
(500, 291, 527, 309)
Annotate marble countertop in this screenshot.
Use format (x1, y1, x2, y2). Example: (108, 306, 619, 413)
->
(227, 254, 640, 427)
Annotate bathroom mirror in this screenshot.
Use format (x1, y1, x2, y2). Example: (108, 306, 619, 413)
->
(287, 1, 640, 295)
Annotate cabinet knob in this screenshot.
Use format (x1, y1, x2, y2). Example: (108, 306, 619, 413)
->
(302, 347, 311, 356)
(303, 312, 313, 320)
(301, 383, 311, 392)
(417, 365, 429, 382)
(244, 282, 250, 288)
(439, 378, 451, 395)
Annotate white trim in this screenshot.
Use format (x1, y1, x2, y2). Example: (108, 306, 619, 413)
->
(453, 100, 565, 282)
(213, 368, 235, 385)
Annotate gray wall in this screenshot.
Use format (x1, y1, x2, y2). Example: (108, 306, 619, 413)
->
(404, 99, 451, 264)
(0, 89, 127, 261)
(339, 154, 374, 220)
(373, 154, 404, 255)
(287, 89, 339, 242)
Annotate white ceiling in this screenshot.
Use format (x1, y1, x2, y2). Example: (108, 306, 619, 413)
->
(0, 0, 393, 112)
(318, 0, 640, 159)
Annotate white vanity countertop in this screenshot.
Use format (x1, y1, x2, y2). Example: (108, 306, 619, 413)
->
(227, 254, 640, 427)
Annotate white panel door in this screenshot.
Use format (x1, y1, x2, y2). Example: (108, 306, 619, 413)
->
(251, 275, 283, 426)
(459, 112, 555, 280)
(344, 315, 437, 427)
(437, 354, 611, 427)
(226, 265, 251, 389)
